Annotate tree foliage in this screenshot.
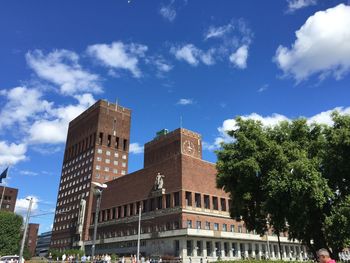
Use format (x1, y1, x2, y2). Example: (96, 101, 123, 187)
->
(0, 211, 23, 256)
(216, 113, 350, 259)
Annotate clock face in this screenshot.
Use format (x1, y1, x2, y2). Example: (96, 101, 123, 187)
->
(183, 140, 195, 155)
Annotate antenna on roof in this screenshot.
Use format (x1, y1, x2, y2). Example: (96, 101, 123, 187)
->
(115, 98, 119, 110)
(180, 116, 183, 128)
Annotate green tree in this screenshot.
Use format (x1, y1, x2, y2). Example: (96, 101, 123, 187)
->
(216, 114, 350, 260)
(0, 211, 23, 256)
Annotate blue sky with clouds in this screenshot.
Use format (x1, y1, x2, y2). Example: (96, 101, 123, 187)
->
(1, 0, 350, 233)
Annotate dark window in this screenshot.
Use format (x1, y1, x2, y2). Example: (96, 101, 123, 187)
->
(130, 203, 134, 215)
(142, 200, 147, 212)
(117, 206, 121, 218)
(107, 135, 112, 147)
(115, 137, 120, 149)
(213, 196, 218, 210)
(165, 194, 171, 208)
(123, 139, 128, 151)
(136, 202, 140, 213)
(112, 208, 116, 219)
(195, 193, 201, 208)
(150, 198, 155, 211)
(174, 192, 180, 206)
(123, 205, 127, 217)
(157, 196, 163, 209)
(187, 240, 193, 256)
(99, 132, 103, 145)
(220, 198, 227, 211)
(185, 191, 192, 206)
(204, 195, 210, 209)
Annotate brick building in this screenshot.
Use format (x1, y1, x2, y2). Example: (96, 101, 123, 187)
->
(0, 186, 18, 212)
(82, 128, 306, 262)
(50, 100, 131, 250)
(27, 223, 39, 257)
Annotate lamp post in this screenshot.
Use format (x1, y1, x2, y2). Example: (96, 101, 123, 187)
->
(136, 205, 141, 263)
(19, 197, 33, 263)
(91, 182, 107, 260)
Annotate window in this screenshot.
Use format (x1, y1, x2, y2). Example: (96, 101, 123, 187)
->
(205, 221, 210, 230)
(230, 224, 235, 232)
(174, 192, 180, 206)
(121, 170, 126, 175)
(223, 223, 227, 231)
(196, 221, 201, 229)
(115, 137, 120, 149)
(212, 196, 218, 210)
(122, 162, 126, 167)
(204, 195, 210, 209)
(185, 191, 192, 206)
(238, 225, 242, 233)
(96, 165, 101, 170)
(123, 139, 128, 151)
(195, 193, 201, 208)
(187, 220, 192, 228)
(165, 194, 171, 208)
(106, 150, 111, 156)
(113, 169, 118, 174)
(97, 148, 102, 154)
(221, 198, 227, 211)
(187, 240, 193, 257)
(104, 167, 109, 172)
(114, 152, 119, 158)
(214, 223, 219, 231)
(107, 135, 111, 147)
(157, 196, 162, 209)
(105, 159, 110, 164)
(113, 160, 118, 165)
(97, 157, 102, 162)
(99, 132, 103, 145)
(122, 154, 127, 159)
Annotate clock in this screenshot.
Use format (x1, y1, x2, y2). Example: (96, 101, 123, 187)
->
(183, 140, 195, 155)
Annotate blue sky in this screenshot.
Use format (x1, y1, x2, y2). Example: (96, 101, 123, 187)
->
(1, 0, 350, 233)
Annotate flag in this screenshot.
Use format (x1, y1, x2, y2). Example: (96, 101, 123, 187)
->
(0, 167, 8, 183)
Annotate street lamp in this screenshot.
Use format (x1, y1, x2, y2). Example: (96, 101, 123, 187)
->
(91, 182, 107, 260)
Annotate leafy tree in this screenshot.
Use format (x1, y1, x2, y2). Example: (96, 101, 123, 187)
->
(0, 211, 23, 256)
(216, 114, 350, 260)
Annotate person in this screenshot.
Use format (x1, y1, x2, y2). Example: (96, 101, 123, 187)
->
(62, 254, 67, 263)
(48, 252, 53, 263)
(317, 249, 336, 263)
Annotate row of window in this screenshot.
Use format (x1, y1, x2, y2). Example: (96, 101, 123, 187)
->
(92, 192, 181, 224)
(57, 190, 90, 207)
(60, 174, 91, 192)
(98, 132, 128, 152)
(185, 191, 229, 211)
(63, 149, 94, 169)
(58, 183, 90, 200)
(65, 133, 96, 161)
(95, 165, 126, 175)
(186, 220, 244, 232)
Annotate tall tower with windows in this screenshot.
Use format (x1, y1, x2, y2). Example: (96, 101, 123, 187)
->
(50, 100, 131, 250)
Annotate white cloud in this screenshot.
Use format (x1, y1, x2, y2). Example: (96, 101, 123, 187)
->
(26, 49, 101, 95)
(205, 23, 235, 40)
(159, 1, 176, 22)
(204, 107, 350, 151)
(129, 143, 144, 154)
(258, 84, 269, 93)
(0, 86, 52, 130)
(229, 45, 249, 69)
(19, 170, 39, 176)
(15, 196, 39, 218)
(171, 44, 215, 66)
(177, 98, 194, 105)
(87, 42, 148, 78)
(275, 4, 350, 81)
(287, 0, 317, 12)
(28, 94, 95, 144)
(0, 141, 27, 166)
